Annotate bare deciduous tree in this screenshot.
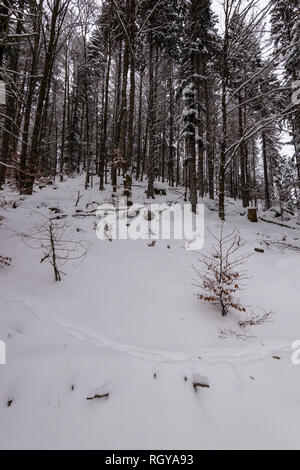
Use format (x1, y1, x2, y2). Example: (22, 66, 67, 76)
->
(20, 216, 88, 281)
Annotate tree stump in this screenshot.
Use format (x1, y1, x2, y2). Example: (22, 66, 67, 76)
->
(123, 174, 132, 196)
(248, 208, 258, 222)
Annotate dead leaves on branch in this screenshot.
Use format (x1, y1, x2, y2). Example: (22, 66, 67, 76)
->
(193, 224, 250, 317)
(193, 224, 274, 339)
(0, 255, 12, 269)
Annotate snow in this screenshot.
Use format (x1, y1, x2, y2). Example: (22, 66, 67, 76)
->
(0, 175, 300, 449)
(182, 108, 197, 117)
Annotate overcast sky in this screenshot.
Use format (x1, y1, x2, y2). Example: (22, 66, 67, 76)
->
(211, 0, 294, 157)
(211, 0, 271, 33)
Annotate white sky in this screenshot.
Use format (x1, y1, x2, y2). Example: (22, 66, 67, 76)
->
(211, 0, 271, 33)
(211, 0, 294, 158)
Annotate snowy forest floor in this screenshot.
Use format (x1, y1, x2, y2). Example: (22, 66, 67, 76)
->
(0, 175, 300, 450)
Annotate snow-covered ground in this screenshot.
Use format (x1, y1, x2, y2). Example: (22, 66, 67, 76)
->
(0, 175, 300, 450)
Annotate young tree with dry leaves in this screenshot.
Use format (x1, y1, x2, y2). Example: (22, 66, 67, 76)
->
(193, 224, 250, 316)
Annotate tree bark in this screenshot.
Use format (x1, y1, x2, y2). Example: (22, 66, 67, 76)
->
(23, 0, 61, 194)
(99, 41, 111, 190)
(147, 33, 155, 199)
(0, 3, 23, 187)
(19, 0, 44, 193)
(262, 131, 270, 209)
(136, 69, 143, 180)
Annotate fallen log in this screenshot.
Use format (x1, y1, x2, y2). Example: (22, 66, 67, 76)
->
(72, 213, 96, 218)
(261, 240, 300, 252)
(51, 214, 68, 220)
(259, 217, 296, 230)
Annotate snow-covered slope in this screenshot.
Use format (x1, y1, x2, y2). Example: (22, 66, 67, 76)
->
(0, 176, 300, 450)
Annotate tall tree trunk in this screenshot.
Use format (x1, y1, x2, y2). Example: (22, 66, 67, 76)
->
(205, 76, 214, 199)
(113, 39, 122, 147)
(238, 93, 250, 207)
(85, 87, 91, 190)
(168, 61, 174, 187)
(19, 0, 44, 193)
(0, 4, 22, 187)
(293, 109, 300, 215)
(176, 132, 180, 187)
(262, 131, 270, 209)
(185, 85, 197, 213)
(184, 53, 197, 213)
(136, 69, 143, 180)
(219, 75, 227, 221)
(161, 91, 166, 183)
(23, 0, 61, 194)
(60, 46, 68, 181)
(140, 117, 148, 182)
(118, 39, 129, 164)
(125, 0, 136, 192)
(147, 33, 155, 199)
(197, 56, 204, 198)
(219, 17, 229, 221)
(0, 0, 9, 68)
(99, 42, 111, 190)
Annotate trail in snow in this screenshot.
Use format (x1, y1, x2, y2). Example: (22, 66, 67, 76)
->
(0, 294, 292, 364)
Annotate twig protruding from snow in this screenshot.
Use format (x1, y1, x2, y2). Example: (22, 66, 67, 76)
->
(86, 393, 109, 401)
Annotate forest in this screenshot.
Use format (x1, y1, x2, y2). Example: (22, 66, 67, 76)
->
(0, 0, 299, 221)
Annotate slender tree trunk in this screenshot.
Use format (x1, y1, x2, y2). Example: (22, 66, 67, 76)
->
(205, 77, 214, 199)
(262, 131, 270, 209)
(0, 1, 9, 70)
(238, 93, 250, 207)
(19, 0, 44, 193)
(198, 118, 204, 197)
(23, 0, 61, 194)
(161, 91, 166, 183)
(60, 46, 68, 181)
(125, 0, 136, 192)
(293, 109, 300, 214)
(0, 4, 22, 187)
(85, 90, 91, 190)
(147, 33, 155, 199)
(140, 117, 148, 182)
(118, 39, 129, 163)
(136, 69, 143, 180)
(197, 57, 204, 198)
(176, 134, 180, 187)
(185, 83, 197, 213)
(113, 39, 122, 147)
(100, 42, 111, 190)
(168, 61, 174, 187)
(219, 18, 229, 221)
